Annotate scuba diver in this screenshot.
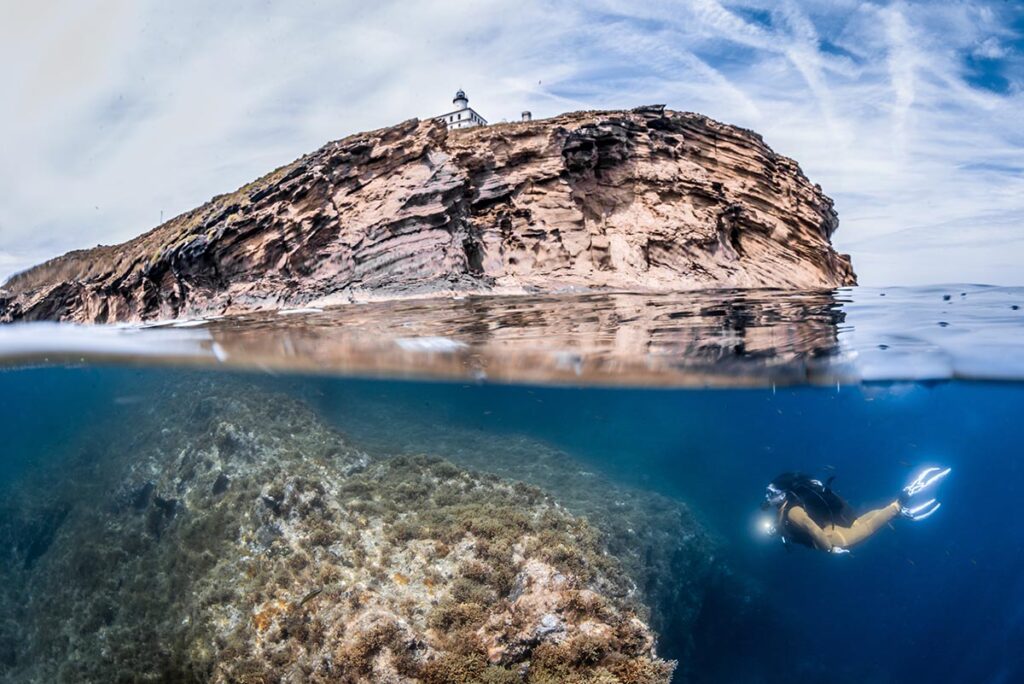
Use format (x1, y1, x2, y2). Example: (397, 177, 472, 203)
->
(761, 466, 951, 554)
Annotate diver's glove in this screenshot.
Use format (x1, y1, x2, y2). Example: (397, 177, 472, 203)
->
(898, 466, 951, 520)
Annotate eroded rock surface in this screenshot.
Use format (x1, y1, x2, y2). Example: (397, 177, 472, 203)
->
(1, 106, 854, 323)
(0, 382, 725, 683)
(324, 404, 721, 673)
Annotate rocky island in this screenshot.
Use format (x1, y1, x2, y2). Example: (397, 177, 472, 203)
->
(0, 105, 854, 323)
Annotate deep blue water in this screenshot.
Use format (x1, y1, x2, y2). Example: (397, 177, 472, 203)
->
(3, 365, 1022, 682)
(304, 376, 1024, 683)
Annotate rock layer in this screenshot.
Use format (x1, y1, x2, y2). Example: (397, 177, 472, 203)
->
(0, 381, 726, 683)
(0, 106, 854, 323)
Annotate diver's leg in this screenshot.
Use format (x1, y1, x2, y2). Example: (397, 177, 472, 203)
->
(853, 504, 900, 530)
(828, 502, 901, 547)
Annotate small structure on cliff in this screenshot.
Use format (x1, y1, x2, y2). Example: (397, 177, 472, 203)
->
(434, 89, 487, 130)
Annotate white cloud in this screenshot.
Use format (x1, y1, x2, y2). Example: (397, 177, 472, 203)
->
(974, 37, 1007, 59)
(1, 0, 1022, 286)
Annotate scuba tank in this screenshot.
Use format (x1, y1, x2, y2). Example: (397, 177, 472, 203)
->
(768, 472, 856, 548)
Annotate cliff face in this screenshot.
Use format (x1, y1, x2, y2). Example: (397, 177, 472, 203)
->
(0, 105, 855, 323)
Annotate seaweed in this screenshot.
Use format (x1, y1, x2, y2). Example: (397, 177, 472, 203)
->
(0, 380, 689, 684)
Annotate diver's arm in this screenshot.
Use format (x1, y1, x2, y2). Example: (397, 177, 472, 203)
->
(784, 506, 837, 551)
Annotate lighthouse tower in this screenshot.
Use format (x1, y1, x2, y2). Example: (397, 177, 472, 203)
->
(435, 89, 488, 131)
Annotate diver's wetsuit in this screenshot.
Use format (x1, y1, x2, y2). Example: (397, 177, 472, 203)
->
(781, 500, 900, 551)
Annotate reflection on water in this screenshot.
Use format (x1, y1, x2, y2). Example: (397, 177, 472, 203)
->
(1, 286, 1022, 386)
(202, 290, 848, 386)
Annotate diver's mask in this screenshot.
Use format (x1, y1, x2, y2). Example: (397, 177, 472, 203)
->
(763, 483, 786, 508)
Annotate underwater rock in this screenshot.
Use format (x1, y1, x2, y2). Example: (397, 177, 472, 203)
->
(212, 471, 230, 495)
(0, 384, 690, 683)
(313, 400, 724, 675)
(1, 106, 854, 323)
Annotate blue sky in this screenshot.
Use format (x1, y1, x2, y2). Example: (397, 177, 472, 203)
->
(1, 0, 1022, 285)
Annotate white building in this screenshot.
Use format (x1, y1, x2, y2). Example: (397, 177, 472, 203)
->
(435, 89, 487, 130)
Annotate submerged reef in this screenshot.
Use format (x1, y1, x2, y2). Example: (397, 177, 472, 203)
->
(0, 382, 730, 683)
(317, 398, 724, 675)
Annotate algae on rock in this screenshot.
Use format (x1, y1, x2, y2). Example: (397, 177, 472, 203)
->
(0, 382, 695, 683)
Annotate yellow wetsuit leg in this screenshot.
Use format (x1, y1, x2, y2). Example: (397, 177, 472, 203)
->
(824, 502, 901, 547)
(785, 501, 901, 550)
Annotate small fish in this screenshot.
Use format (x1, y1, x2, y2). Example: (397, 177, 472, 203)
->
(298, 587, 323, 607)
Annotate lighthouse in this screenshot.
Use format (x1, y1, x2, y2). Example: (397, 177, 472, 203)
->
(434, 89, 488, 131)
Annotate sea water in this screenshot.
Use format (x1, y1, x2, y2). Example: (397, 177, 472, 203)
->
(1, 286, 1022, 683)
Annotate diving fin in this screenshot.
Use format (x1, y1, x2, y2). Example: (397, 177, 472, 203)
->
(901, 466, 951, 501)
(901, 498, 941, 521)
(899, 466, 951, 521)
